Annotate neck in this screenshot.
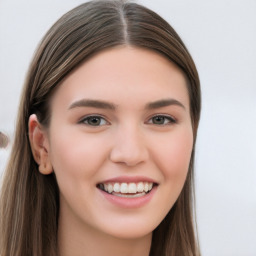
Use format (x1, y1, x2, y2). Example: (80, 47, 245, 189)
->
(57, 211, 152, 256)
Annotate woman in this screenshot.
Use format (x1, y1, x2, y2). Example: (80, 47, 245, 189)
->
(0, 1, 201, 255)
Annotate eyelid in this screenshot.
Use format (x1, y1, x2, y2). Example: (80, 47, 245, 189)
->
(78, 114, 110, 126)
(146, 114, 177, 125)
(77, 113, 176, 126)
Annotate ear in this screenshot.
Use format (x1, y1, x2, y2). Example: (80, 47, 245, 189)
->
(28, 114, 53, 175)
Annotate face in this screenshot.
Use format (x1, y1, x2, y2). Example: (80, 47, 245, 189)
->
(44, 46, 193, 239)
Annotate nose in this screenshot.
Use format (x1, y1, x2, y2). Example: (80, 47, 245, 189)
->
(109, 126, 149, 167)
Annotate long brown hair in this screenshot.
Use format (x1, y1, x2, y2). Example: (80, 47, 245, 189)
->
(0, 1, 201, 255)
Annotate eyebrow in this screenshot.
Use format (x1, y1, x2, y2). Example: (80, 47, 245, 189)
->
(146, 98, 186, 110)
(68, 98, 185, 111)
(69, 99, 116, 110)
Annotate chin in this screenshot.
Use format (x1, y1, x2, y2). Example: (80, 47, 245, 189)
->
(99, 217, 159, 240)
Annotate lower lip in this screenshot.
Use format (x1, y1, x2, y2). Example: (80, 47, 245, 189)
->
(98, 186, 157, 209)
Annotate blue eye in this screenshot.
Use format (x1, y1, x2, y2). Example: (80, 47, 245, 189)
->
(148, 115, 176, 125)
(80, 116, 108, 126)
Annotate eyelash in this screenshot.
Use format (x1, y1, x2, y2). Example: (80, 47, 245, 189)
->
(79, 114, 176, 127)
(147, 114, 177, 125)
(79, 115, 109, 126)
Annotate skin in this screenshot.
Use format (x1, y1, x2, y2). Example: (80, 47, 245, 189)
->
(29, 46, 193, 256)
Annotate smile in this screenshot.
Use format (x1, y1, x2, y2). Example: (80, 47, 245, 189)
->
(98, 182, 154, 198)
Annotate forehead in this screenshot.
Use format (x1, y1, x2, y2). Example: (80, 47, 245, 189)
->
(51, 46, 189, 110)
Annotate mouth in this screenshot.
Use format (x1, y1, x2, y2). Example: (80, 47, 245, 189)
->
(97, 181, 156, 198)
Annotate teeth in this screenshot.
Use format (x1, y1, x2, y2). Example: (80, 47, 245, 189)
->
(120, 183, 128, 193)
(128, 183, 137, 193)
(137, 182, 144, 192)
(107, 183, 113, 193)
(113, 183, 120, 192)
(100, 182, 154, 194)
(144, 182, 149, 192)
(113, 192, 146, 198)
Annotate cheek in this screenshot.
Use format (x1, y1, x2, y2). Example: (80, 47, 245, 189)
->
(152, 128, 193, 182)
(147, 128, 193, 222)
(48, 129, 109, 186)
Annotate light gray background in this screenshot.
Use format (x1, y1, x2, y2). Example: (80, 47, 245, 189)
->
(0, 0, 255, 255)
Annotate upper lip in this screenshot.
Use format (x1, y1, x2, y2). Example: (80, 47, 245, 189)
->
(98, 176, 158, 184)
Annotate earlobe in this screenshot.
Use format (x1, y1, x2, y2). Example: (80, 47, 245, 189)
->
(28, 114, 53, 175)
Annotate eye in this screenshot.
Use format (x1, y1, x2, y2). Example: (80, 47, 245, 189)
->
(79, 115, 109, 126)
(147, 115, 176, 125)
